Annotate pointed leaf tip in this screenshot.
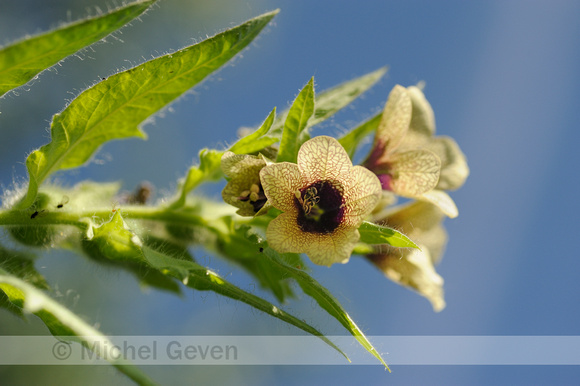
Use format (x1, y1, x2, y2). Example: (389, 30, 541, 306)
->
(17, 9, 278, 209)
(0, 0, 156, 97)
(277, 77, 316, 163)
(359, 221, 419, 249)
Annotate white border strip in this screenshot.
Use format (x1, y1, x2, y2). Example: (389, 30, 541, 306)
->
(2, 336, 579, 365)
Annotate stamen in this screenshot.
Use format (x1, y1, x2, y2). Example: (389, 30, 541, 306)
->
(239, 183, 266, 212)
(250, 184, 260, 194)
(295, 181, 345, 234)
(295, 190, 303, 202)
(301, 187, 320, 215)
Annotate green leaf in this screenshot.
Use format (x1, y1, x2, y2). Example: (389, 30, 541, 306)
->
(144, 235, 196, 263)
(358, 221, 419, 249)
(338, 112, 382, 159)
(212, 218, 298, 302)
(85, 211, 145, 262)
(271, 67, 387, 137)
(277, 77, 315, 163)
(0, 290, 23, 318)
(164, 207, 298, 301)
(0, 244, 48, 290)
(141, 245, 349, 362)
(262, 246, 389, 370)
(229, 107, 278, 154)
(310, 67, 387, 128)
(0, 0, 156, 97)
(82, 211, 182, 293)
(165, 210, 301, 302)
(64, 181, 122, 207)
(0, 268, 157, 386)
(169, 149, 224, 209)
(79, 211, 348, 360)
(17, 9, 279, 209)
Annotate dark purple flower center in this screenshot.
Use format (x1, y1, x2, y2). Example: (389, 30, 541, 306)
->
(295, 180, 345, 234)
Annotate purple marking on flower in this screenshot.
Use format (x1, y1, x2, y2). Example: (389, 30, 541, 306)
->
(363, 142, 386, 171)
(377, 174, 393, 191)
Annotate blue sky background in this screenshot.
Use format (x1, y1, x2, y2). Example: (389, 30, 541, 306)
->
(1, 0, 580, 385)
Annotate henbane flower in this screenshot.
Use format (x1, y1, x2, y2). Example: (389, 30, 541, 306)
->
(260, 136, 381, 266)
(221, 152, 270, 216)
(363, 85, 438, 193)
(364, 84, 469, 218)
(367, 200, 448, 311)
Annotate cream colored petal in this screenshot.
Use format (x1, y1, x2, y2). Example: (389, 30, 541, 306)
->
(374, 85, 412, 155)
(416, 189, 458, 218)
(266, 211, 308, 254)
(302, 225, 360, 266)
(254, 201, 272, 217)
(221, 152, 264, 178)
(234, 207, 255, 217)
(389, 149, 441, 196)
(342, 165, 382, 227)
(396, 130, 431, 152)
(371, 246, 446, 312)
(297, 136, 352, 183)
(267, 213, 360, 266)
(222, 181, 241, 206)
(221, 151, 244, 177)
(221, 152, 267, 216)
(382, 200, 445, 233)
(221, 177, 258, 216)
(222, 179, 250, 207)
(370, 190, 398, 220)
(407, 85, 436, 137)
(260, 162, 303, 212)
(376, 200, 448, 265)
(418, 225, 448, 265)
(424, 136, 470, 191)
